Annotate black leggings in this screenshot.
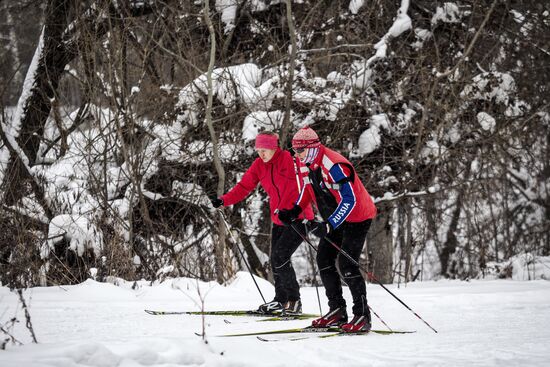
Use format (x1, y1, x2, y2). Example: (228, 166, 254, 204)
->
(316, 219, 371, 315)
(270, 223, 306, 303)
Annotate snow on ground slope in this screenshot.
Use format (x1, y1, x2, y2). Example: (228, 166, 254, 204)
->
(1, 273, 549, 366)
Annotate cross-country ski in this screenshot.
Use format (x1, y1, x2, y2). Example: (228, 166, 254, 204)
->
(145, 309, 317, 320)
(217, 326, 414, 337)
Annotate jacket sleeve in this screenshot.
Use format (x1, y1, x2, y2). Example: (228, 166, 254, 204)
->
(221, 160, 260, 206)
(296, 185, 313, 211)
(327, 163, 356, 229)
(295, 163, 313, 210)
(276, 154, 300, 208)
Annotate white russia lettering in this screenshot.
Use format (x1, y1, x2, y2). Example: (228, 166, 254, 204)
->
(332, 202, 351, 222)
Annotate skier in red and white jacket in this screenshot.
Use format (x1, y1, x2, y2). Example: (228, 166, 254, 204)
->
(278, 126, 377, 332)
(210, 131, 314, 315)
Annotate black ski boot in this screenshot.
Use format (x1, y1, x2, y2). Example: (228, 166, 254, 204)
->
(283, 299, 302, 315)
(257, 300, 284, 314)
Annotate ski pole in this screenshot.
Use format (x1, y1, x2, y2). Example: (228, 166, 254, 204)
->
(218, 209, 266, 304)
(309, 245, 323, 316)
(290, 159, 323, 316)
(368, 305, 392, 332)
(290, 221, 438, 333)
(302, 221, 323, 316)
(363, 270, 437, 333)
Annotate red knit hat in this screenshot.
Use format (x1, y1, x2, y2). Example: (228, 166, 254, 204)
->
(255, 133, 279, 150)
(292, 126, 321, 149)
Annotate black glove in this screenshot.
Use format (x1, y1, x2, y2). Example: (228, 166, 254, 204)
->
(209, 195, 223, 208)
(312, 221, 332, 239)
(278, 205, 302, 225)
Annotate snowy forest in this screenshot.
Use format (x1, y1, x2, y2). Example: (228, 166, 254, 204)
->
(0, 0, 549, 291)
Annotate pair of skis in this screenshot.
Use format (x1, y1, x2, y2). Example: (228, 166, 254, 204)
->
(145, 309, 415, 341)
(220, 325, 414, 342)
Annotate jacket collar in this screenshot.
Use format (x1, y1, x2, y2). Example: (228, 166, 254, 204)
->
(262, 147, 282, 165)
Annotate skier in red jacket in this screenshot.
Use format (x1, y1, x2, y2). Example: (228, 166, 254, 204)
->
(210, 131, 314, 314)
(278, 126, 377, 332)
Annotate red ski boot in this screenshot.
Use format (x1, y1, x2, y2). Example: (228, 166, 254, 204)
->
(341, 314, 372, 333)
(311, 307, 348, 328)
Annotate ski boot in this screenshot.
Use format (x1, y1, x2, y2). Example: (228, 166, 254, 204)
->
(341, 313, 372, 333)
(282, 299, 302, 315)
(311, 307, 348, 328)
(257, 300, 284, 314)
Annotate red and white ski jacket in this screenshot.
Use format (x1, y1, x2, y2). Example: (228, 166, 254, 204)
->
(221, 148, 314, 226)
(295, 145, 376, 228)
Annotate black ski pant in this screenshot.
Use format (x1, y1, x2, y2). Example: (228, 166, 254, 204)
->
(317, 219, 372, 316)
(271, 223, 306, 303)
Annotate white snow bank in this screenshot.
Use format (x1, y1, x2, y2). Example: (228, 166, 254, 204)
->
(484, 255, 550, 281)
(1, 338, 225, 367)
(511, 254, 550, 280)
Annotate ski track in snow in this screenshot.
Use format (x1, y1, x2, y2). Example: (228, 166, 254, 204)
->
(1, 274, 549, 366)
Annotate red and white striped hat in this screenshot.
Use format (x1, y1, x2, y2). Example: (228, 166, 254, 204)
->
(292, 126, 321, 149)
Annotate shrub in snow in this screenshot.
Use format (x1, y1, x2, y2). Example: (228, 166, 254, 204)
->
(42, 214, 103, 258)
(482, 254, 550, 281)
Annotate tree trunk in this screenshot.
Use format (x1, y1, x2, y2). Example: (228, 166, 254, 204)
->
(439, 193, 463, 278)
(280, 0, 297, 148)
(204, 0, 231, 283)
(366, 202, 394, 284)
(4, 2, 24, 100)
(404, 199, 413, 282)
(1, 0, 70, 209)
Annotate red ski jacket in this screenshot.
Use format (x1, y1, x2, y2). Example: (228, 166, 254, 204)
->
(295, 145, 376, 228)
(221, 148, 314, 226)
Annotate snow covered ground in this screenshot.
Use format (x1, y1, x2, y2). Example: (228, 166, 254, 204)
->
(1, 273, 549, 366)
